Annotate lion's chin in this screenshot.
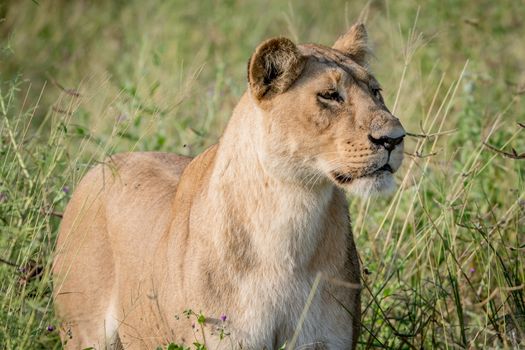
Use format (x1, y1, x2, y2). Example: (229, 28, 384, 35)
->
(345, 171, 396, 198)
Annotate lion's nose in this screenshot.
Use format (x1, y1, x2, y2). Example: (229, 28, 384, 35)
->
(368, 134, 405, 152)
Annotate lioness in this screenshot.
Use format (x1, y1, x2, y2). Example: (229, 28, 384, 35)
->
(53, 23, 405, 349)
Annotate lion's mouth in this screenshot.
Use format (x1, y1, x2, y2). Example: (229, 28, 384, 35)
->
(331, 163, 393, 185)
(377, 163, 393, 173)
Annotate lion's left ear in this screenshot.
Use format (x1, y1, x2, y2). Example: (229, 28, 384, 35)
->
(332, 23, 370, 66)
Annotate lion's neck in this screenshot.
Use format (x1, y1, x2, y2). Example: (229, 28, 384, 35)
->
(206, 93, 335, 271)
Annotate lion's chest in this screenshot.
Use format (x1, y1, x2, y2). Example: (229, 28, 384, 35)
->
(230, 271, 353, 349)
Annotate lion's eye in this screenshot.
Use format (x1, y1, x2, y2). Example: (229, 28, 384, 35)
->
(317, 90, 343, 104)
(372, 87, 382, 100)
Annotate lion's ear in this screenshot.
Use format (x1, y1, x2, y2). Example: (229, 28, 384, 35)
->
(248, 37, 306, 101)
(332, 23, 369, 66)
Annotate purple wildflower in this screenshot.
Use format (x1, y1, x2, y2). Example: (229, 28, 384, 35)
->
(469, 268, 475, 274)
(62, 186, 70, 194)
(116, 114, 128, 123)
(47, 325, 55, 332)
(220, 314, 227, 322)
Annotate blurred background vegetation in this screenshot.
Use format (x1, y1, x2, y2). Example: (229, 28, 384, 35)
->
(0, 0, 524, 348)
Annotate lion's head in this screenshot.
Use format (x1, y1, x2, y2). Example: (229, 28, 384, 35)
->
(247, 24, 405, 196)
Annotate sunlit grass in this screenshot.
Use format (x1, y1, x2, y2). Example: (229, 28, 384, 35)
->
(1, 0, 524, 348)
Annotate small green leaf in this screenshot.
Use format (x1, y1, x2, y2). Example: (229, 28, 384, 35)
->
(183, 309, 192, 318)
(193, 343, 206, 350)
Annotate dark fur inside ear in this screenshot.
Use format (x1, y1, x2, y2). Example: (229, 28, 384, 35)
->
(248, 37, 306, 101)
(332, 23, 370, 66)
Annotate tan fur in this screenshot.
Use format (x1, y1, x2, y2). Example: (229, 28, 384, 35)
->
(53, 24, 405, 350)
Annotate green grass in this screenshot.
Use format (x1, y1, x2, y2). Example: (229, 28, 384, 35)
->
(1, 0, 524, 348)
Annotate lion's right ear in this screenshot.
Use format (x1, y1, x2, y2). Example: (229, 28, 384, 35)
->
(332, 23, 370, 66)
(248, 37, 306, 101)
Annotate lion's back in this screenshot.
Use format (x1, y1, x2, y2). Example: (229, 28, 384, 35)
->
(54, 151, 193, 280)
